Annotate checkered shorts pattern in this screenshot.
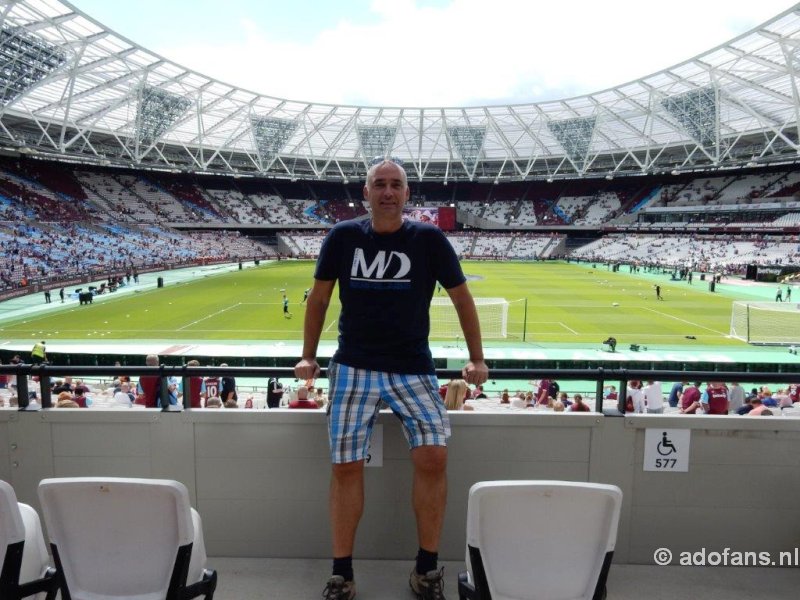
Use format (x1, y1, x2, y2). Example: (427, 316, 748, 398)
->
(326, 360, 450, 464)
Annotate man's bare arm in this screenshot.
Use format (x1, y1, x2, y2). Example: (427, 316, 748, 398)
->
(294, 279, 336, 380)
(445, 282, 489, 385)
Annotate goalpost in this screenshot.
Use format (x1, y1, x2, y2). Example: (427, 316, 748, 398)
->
(729, 301, 800, 345)
(430, 297, 509, 339)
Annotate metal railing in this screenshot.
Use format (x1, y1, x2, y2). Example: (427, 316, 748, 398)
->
(0, 364, 791, 413)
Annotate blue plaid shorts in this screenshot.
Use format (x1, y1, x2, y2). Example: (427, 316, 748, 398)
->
(326, 360, 450, 464)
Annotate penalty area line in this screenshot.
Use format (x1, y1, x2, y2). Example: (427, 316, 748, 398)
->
(176, 303, 242, 331)
(559, 322, 579, 335)
(526, 321, 579, 335)
(639, 306, 728, 336)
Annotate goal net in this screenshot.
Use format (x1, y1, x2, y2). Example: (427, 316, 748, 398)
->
(729, 301, 800, 345)
(430, 297, 509, 339)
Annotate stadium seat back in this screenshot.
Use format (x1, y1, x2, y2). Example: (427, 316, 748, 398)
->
(38, 477, 216, 600)
(0, 479, 57, 600)
(459, 480, 622, 600)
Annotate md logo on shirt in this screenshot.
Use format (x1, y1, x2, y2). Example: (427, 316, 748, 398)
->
(350, 248, 411, 289)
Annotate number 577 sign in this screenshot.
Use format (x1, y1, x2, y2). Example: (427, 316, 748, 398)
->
(644, 429, 691, 472)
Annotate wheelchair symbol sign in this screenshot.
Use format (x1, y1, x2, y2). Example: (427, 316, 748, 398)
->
(657, 432, 677, 456)
(644, 429, 690, 472)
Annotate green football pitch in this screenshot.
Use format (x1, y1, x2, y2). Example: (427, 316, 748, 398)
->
(0, 261, 749, 348)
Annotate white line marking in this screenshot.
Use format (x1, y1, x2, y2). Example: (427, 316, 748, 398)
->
(324, 319, 338, 333)
(638, 306, 728, 335)
(176, 303, 242, 331)
(526, 321, 579, 334)
(559, 322, 579, 335)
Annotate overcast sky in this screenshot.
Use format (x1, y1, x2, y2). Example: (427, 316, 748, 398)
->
(70, 0, 795, 107)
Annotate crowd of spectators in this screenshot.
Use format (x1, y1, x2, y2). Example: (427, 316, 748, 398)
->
(2, 157, 800, 292)
(571, 232, 800, 275)
(2, 367, 797, 417)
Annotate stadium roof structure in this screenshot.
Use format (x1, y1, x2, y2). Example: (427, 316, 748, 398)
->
(1, 0, 800, 183)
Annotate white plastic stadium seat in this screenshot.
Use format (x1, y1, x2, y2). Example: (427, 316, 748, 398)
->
(458, 480, 622, 600)
(0, 479, 58, 600)
(38, 477, 216, 600)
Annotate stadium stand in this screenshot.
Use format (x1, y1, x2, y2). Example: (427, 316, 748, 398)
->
(2, 153, 800, 293)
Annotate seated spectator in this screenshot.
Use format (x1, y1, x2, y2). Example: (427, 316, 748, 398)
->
(114, 361, 130, 385)
(113, 382, 135, 407)
(219, 364, 238, 404)
(224, 398, 239, 409)
(182, 359, 204, 408)
(314, 387, 327, 408)
(553, 400, 565, 412)
(136, 354, 162, 408)
(736, 398, 754, 415)
(728, 382, 745, 413)
(510, 397, 527, 409)
(788, 382, 799, 405)
(604, 385, 618, 401)
(747, 397, 768, 416)
(73, 387, 91, 408)
(289, 385, 319, 409)
(444, 379, 473, 411)
(267, 376, 285, 409)
(569, 394, 591, 412)
(548, 379, 560, 400)
(56, 397, 80, 408)
(52, 377, 74, 395)
(473, 385, 487, 399)
(73, 379, 90, 396)
(557, 391, 572, 408)
(205, 396, 222, 408)
(524, 391, 535, 407)
(55, 391, 74, 406)
(536, 378, 551, 405)
(644, 381, 665, 414)
(760, 388, 778, 407)
(679, 382, 702, 414)
(702, 382, 728, 415)
(500, 389, 510, 404)
(777, 389, 793, 409)
(626, 381, 644, 414)
(167, 376, 180, 406)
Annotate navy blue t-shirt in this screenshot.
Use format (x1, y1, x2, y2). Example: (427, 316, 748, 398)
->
(315, 219, 465, 374)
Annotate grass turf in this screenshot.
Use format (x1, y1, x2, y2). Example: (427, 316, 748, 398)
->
(0, 261, 749, 347)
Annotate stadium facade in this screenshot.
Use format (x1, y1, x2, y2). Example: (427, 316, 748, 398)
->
(1, 0, 800, 183)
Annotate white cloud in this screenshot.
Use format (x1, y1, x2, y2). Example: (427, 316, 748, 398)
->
(156, 0, 794, 106)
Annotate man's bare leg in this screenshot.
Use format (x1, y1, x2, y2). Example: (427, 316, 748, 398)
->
(411, 445, 448, 551)
(330, 460, 365, 557)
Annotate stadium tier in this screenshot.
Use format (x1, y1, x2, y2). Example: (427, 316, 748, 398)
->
(1, 156, 800, 293)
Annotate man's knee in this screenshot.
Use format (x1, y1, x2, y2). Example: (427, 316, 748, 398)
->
(411, 445, 448, 475)
(332, 460, 364, 482)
